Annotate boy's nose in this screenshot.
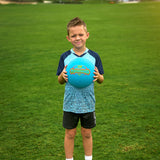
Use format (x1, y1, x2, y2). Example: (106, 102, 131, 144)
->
(76, 35, 80, 40)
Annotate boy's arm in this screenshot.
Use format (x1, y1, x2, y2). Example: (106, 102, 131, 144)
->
(58, 65, 68, 84)
(93, 66, 104, 84)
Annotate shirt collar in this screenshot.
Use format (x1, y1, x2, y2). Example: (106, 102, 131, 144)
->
(71, 48, 89, 57)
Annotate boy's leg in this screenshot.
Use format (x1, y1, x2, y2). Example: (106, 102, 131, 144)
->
(81, 127, 92, 156)
(64, 128, 77, 159)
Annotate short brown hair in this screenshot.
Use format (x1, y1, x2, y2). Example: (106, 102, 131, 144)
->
(67, 17, 87, 35)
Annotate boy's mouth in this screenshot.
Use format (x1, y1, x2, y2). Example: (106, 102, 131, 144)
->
(75, 41, 81, 45)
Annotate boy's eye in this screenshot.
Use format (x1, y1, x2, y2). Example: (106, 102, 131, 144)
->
(71, 35, 76, 38)
(71, 34, 84, 38)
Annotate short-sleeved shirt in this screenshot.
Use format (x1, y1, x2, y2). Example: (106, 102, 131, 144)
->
(56, 48, 104, 114)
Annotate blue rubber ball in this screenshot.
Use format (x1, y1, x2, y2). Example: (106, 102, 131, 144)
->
(66, 58, 95, 88)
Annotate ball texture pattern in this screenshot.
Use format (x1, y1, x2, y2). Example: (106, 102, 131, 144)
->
(66, 58, 94, 88)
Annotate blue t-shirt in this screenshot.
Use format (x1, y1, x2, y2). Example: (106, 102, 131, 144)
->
(56, 48, 104, 113)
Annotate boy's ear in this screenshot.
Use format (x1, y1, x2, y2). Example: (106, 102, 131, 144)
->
(87, 32, 89, 39)
(66, 35, 70, 42)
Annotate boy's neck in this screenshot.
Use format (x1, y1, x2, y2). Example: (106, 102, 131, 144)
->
(73, 47, 87, 56)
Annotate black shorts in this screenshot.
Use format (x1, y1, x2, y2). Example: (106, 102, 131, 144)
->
(63, 111, 96, 129)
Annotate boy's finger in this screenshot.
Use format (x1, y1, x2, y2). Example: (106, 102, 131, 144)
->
(93, 75, 97, 80)
(64, 65, 68, 71)
(93, 78, 97, 82)
(94, 66, 98, 70)
(64, 70, 67, 74)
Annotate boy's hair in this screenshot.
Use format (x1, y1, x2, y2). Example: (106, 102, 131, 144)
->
(67, 17, 87, 35)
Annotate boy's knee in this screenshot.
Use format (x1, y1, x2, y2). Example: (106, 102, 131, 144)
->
(84, 132, 92, 139)
(81, 128, 92, 139)
(65, 129, 76, 139)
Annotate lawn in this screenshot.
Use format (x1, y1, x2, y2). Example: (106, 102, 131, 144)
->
(0, 2, 160, 160)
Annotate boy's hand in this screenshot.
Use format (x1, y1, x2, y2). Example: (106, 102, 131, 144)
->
(93, 66, 104, 83)
(93, 66, 100, 82)
(58, 65, 68, 84)
(62, 65, 68, 82)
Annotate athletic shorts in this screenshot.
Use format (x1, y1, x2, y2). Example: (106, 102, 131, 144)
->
(63, 111, 96, 129)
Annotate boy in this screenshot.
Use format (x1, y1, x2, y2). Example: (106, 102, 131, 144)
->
(56, 17, 104, 160)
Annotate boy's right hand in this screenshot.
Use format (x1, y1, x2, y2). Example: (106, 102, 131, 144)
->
(58, 65, 68, 84)
(62, 65, 68, 82)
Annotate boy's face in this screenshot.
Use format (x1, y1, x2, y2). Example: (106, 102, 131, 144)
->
(67, 25, 89, 50)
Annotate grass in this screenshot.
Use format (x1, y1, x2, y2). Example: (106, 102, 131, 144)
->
(0, 2, 160, 160)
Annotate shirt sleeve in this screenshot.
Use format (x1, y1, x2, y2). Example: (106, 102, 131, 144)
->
(56, 50, 71, 76)
(95, 54, 104, 75)
(88, 49, 104, 75)
(56, 54, 64, 76)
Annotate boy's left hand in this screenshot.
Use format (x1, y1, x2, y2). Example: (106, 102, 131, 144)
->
(93, 66, 100, 82)
(93, 66, 104, 83)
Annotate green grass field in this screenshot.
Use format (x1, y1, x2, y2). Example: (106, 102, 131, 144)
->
(0, 2, 160, 160)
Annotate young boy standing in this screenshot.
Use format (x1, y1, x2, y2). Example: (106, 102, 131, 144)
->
(56, 17, 104, 160)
